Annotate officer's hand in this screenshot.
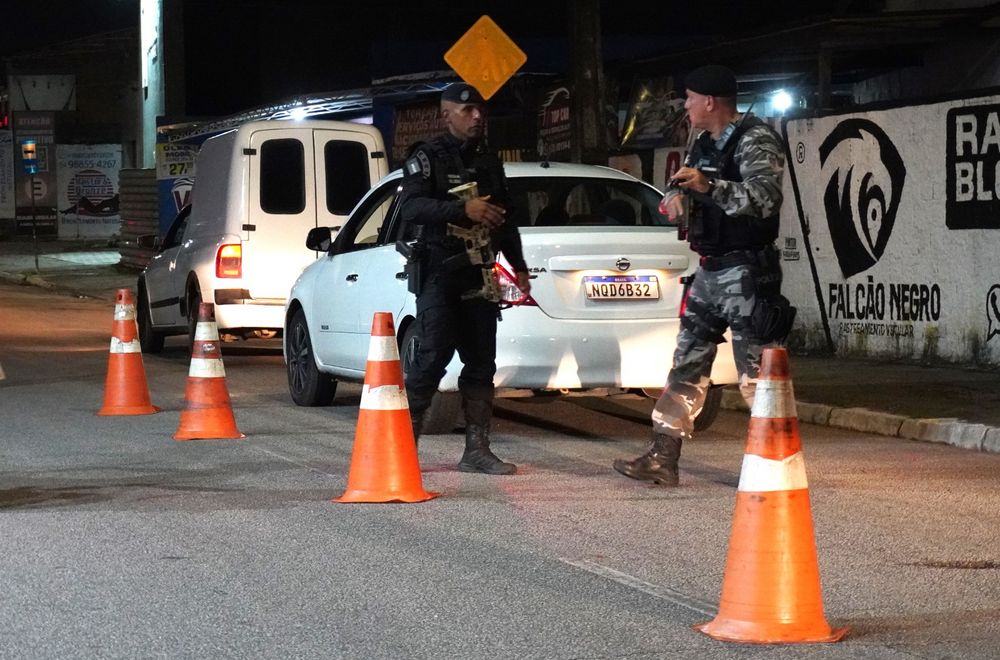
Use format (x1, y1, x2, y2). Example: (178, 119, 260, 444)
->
(670, 167, 710, 194)
(465, 195, 506, 228)
(515, 271, 532, 296)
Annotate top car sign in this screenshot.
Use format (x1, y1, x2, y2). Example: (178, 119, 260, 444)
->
(444, 16, 527, 100)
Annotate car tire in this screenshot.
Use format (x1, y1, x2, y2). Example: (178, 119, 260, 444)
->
(641, 383, 724, 432)
(399, 323, 461, 435)
(186, 285, 202, 353)
(136, 283, 165, 354)
(286, 308, 337, 406)
(693, 384, 723, 432)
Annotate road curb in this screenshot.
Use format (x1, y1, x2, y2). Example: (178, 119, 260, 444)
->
(720, 388, 1000, 454)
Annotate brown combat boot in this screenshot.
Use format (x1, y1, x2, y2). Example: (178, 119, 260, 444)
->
(612, 432, 682, 486)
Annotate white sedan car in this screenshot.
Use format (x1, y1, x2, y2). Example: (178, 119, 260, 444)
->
(283, 161, 737, 433)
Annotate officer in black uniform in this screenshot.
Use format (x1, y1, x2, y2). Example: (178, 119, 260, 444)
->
(400, 82, 530, 475)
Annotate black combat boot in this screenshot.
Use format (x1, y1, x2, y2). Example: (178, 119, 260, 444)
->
(612, 433, 682, 486)
(410, 409, 425, 448)
(458, 399, 516, 475)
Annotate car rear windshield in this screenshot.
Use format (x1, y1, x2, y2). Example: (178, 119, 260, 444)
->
(507, 176, 672, 228)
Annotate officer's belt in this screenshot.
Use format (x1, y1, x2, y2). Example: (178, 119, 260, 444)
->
(699, 247, 769, 271)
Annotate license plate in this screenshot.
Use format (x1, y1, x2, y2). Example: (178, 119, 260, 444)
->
(584, 275, 659, 300)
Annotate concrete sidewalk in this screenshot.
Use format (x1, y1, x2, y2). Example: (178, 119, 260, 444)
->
(1, 235, 997, 453)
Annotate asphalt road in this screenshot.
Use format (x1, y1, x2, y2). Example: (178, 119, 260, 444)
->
(1, 283, 999, 659)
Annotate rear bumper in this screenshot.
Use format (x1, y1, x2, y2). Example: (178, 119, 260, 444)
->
(213, 300, 286, 331)
(437, 308, 738, 391)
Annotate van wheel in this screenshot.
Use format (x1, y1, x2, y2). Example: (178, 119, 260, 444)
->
(137, 284, 165, 354)
(640, 383, 723, 432)
(286, 309, 337, 406)
(399, 323, 461, 434)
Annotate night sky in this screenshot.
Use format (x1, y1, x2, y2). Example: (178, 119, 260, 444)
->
(5, 1, 880, 116)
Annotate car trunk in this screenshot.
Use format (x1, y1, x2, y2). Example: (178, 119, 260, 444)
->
(513, 226, 692, 320)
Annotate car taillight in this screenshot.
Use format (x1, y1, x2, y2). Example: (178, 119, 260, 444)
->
(679, 275, 693, 316)
(494, 263, 537, 306)
(216, 243, 242, 278)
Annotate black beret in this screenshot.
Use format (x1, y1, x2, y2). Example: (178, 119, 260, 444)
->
(684, 65, 738, 98)
(441, 83, 485, 105)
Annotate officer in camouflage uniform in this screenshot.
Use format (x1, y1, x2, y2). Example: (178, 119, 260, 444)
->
(613, 64, 788, 486)
(401, 83, 531, 475)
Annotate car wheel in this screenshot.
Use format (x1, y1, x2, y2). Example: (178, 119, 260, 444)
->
(136, 283, 165, 354)
(186, 285, 202, 352)
(693, 384, 723, 432)
(286, 308, 337, 406)
(641, 383, 724, 432)
(399, 323, 461, 435)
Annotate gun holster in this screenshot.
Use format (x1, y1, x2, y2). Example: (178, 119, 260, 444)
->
(396, 240, 426, 295)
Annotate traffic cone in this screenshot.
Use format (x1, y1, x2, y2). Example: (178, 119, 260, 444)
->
(97, 288, 159, 416)
(333, 312, 438, 503)
(174, 302, 244, 440)
(696, 347, 847, 644)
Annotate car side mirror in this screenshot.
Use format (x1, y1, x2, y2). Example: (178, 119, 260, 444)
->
(306, 226, 333, 252)
(137, 234, 162, 250)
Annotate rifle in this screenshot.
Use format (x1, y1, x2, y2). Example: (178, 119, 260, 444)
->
(668, 99, 757, 240)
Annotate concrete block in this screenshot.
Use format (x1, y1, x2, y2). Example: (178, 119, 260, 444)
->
(899, 418, 951, 443)
(796, 401, 833, 426)
(944, 423, 988, 451)
(898, 419, 987, 450)
(982, 428, 1000, 454)
(828, 407, 907, 437)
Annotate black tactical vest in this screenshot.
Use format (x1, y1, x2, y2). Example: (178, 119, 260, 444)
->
(686, 117, 780, 257)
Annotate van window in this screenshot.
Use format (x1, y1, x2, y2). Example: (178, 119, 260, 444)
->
(325, 141, 370, 215)
(260, 139, 305, 214)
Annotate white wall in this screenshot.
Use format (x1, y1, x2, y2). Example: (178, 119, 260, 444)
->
(779, 92, 1000, 365)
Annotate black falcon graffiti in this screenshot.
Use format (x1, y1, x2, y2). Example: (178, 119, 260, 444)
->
(819, 119, 906, 278)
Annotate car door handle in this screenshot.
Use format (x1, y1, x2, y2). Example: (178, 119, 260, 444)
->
(346, 273, 359, 282)
(395, 271, 408, 280)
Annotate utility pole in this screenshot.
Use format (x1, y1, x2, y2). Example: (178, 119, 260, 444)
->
(570, 0, 609, 165)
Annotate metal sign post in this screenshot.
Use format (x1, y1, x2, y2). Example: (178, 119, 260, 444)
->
(21, 139, 39, 272)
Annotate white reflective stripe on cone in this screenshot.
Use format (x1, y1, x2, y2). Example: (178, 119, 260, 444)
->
(750, 379, 797, 419)
(114, 305, 137, 321)
(188, 358, 226, 378)
(366, 336, 399, 362)
(109, 337, 142, 354)
(360, 384, 409, 411)
(738, 452, 809, 492)
(194, 322, 220, 341)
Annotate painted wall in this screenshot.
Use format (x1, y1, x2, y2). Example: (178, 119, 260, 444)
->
(779, 91, 1000, 366)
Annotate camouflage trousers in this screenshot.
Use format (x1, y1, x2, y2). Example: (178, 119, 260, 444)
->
(651, 263, 765, 439)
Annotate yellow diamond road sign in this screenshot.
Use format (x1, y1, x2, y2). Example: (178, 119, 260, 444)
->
(444, 15, 527, 100)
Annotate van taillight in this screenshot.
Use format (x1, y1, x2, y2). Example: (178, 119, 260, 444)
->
(216, 244, 242, 278)
(494, 263, 537, 306)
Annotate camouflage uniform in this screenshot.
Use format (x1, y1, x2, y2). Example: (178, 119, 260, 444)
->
(654, 120, 785, 439)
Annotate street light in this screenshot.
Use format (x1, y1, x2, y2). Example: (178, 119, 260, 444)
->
(771, 90, 793, 114)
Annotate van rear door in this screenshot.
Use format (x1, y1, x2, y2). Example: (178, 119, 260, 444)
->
(243, 125, 386, 302)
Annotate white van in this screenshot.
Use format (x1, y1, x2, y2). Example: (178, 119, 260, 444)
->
(136, 120, 388, 351)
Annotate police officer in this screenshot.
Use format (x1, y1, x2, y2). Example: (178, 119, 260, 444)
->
(400, 82, 530, 475)
(613, 64, 789, 486)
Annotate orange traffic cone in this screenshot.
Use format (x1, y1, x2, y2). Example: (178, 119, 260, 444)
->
(696, 347, 847, 644)
(333, 312, 438, 503)
(174, 302, 244, 440)
(97, 288, 159, 416)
